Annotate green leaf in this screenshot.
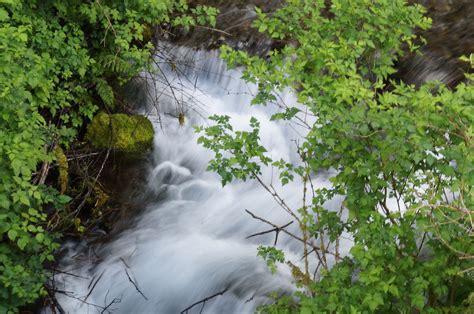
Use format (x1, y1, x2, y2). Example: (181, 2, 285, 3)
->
(0, 222, 10, 234)
(19, 193, 30, 206)
(388, 285, 399, 297)
(17, 237, 28, 250)
(7, 229, 18, 241)
(35, 233, 44, 243)
(18, 32, 28, 42)
(0, 8, 9, 21)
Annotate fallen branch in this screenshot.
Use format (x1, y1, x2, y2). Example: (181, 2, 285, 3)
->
(125, 268, 149, 301)
(101, 290, 122, 314)
(38, 160, 51, 185)
(46, 267, 90, 280)
(53, 288, 109, 312)
(85, 270, 105, 301)
(180, 287, 229, 314)
(120, 257, 130, 268)
(194, 25, 232, 37)
(74, 147, 111, 217)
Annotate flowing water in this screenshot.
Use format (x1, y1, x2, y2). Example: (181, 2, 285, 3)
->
(47, 1, 473, 312)
(52, 46, 347, 313)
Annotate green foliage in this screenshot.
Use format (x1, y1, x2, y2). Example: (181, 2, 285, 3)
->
(257, 246, 285, 274)
(0, 0, 215, 310)
(86, 112, 154, 154)
(195, 115, 271, 185)
(198, 0, 473, 312)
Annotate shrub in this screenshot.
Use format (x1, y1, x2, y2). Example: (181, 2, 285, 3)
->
(0, 0, 216, 310)
(198, 0, 474, 312)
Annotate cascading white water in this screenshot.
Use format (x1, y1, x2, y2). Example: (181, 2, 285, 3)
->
(53, 45, 347, 313)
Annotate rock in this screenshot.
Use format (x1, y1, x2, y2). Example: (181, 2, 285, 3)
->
(86, 112, 154, 155)
(171, 0, 286, 56)
(398, 0, 474, 87)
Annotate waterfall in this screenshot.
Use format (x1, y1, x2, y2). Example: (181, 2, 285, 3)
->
(52, 45, 346, 313)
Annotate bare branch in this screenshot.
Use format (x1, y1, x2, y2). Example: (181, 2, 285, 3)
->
(246, 220, 294, 246)
(180, 287, 229, 314)
(253, 173, 301, 224)
(85, 270, 105, 301)
(194, 25, 233, 36)
(124, 268, 149, 301)
(46, 267, 90, 280)
(245, 209, 339, 259)
(101, 290, 122, 314)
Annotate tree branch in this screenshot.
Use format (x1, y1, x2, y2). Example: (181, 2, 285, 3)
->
(124, 268, 149, 301)
(246, 220, 294, 246)
(245, 209, 339, 259)
(180, 287, 229, 314)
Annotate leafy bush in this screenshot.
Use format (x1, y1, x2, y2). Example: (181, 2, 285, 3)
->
(198, 0, 473, 312)
(0, 0, 216, 310)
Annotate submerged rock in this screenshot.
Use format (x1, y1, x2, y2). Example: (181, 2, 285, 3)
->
(86, 112, 154, 155)
(398, 0, 474, 87)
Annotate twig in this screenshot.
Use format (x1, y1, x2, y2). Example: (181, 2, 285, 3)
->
(125, 268, 149, 301)
(53, 288, 109, 311)
(194, 25, 233, 37)
(313, 260, 322, 281)
(253, 173, 301, 224)
(245, 209, 338, 258)
(96, 0, 117, 46)
(66, 152, 101, 161)
(101, 290, 122, 314)
(74, 147, 111, 217)
(180, 287, 229, 314)
(85, 270, 105, 301)
(244, 295, 255, 303)
(120, 257, 130, 268)
(302, 172, 310, 277)
(300, 247, 316, 261)
(415, 231, 427, 259)
(38, 160, 51, 185)
(46, 267, 89, 280)
(246, 221, 294, 246)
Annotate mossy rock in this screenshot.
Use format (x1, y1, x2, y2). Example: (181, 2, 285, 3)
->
(86, 112, 154, 155)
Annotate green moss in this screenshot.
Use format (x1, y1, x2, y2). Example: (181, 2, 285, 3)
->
(53, 146, 68, 194)
(86, 112, 154, 155)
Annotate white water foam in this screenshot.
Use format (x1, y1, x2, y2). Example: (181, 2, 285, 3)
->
(52, 45, 347, 313)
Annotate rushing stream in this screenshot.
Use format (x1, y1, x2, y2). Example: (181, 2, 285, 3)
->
(43, 0, 472, 312)
(52, 46, 346, 313)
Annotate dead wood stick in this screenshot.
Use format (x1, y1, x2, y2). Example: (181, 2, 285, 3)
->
(74, 147, 111, 217)
(45, 267, 89, 280)
(246, 221, 294, 246)
(125, 268, 148, 301)
(101, 290, 122, 314)
(38, 160, 51, 185)
(245, 209, 338, 258)
(53, 288, 108, 311)
(85, 270, 105, 301)
(180, 287, 229, 314)
(194, 25, 232, 36)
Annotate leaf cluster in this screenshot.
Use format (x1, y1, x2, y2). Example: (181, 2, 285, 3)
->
(197, 0, 473, 312)
(0, 0, 215, 310)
